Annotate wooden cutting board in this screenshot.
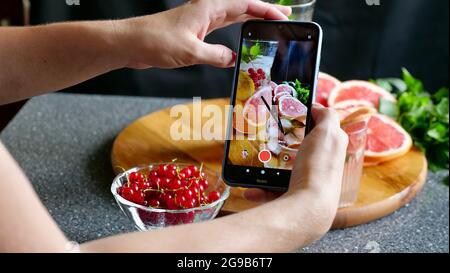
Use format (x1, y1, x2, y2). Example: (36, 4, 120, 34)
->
(111, 98, 427, 229)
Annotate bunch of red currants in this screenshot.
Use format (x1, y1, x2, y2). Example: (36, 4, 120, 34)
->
(248, 68, 267, 89)
(117, 164, 221, 210)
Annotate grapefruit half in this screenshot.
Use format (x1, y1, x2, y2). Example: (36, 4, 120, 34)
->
(242, 87, 273, 128)
(328, 80, 396, 108)
(364, 113, 412, 165)
(315, 72, 341, 107)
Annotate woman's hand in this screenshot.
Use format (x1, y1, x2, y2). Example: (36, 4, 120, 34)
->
(113, 0, 291, 69)
(245, 104, 348, 235)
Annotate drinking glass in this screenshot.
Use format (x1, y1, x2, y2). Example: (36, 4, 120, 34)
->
(339, 120, 368, 208)
(264, 0, 316, 21)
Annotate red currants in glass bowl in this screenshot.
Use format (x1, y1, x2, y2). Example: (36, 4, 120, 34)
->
(111, 163, 230, 231)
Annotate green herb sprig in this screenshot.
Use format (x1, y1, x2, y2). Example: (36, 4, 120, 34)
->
(241, 42, 261, 63)
(372, 68, 449, 177)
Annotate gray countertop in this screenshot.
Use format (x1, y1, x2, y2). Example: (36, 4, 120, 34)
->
(1, 93, 448, 253)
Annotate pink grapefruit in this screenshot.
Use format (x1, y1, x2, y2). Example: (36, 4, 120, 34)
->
(242, 86, 273, 127)
(274, 84, 295, 95)
(315, 72, 341, 107)
(364, 113, 412, 165)
(278, 96, 308, 121)
(328, 80, 396, 108)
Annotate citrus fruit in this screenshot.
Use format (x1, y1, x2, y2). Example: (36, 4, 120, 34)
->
(274, 84, 296, 95)
(340, 106, 376, 128)
(315, 72, 341, 107)
(333, 99, 376, 110)
(364, 113, 412, 165)
(273, 91, 291, 103)
(278, 96, 308, 121)
(236, 70, 255, 101)
(242, 86, 273, 128)
(328, 80, 396, 108)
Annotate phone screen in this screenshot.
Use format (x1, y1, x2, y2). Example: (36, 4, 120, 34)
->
(223, 21, 322, 190)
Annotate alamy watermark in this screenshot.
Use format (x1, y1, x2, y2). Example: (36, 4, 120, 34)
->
(365, 0, 381, 6)
(65, 0, 80, 6)
(168, 97, 298, 141)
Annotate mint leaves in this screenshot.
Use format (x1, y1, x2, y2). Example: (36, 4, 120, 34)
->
(373, 68, 449, 178)
(283, 79, 310, 105)
(241, 43, 261, 63)
(277, 0, 293, 5)
(294, 79, 310, 105)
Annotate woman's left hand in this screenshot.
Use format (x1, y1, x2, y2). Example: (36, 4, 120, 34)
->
(114, 0, 291, 69)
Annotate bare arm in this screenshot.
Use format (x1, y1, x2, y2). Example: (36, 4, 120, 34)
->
(0, 106, 346, 253)
(80, 106, 348, 253)
(0, 0, 290, 105)
(0, 22, 121, 105)
(0, 0, 349, 252)
(0, 142, 68, 252)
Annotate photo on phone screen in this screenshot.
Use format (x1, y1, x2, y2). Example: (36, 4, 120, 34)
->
(223, 21, 322, 190)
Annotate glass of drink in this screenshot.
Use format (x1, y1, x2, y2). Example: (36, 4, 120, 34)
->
(263, 0, 316, 21)
(240, 39, 279, 84)
(339, 120, 368, 208)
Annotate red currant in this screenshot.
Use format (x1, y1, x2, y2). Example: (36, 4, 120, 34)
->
(208, 191, 221, 202)
(198, 184, 205, 194)
(149, 170, 159, 180)
(180, 167, 192, 178)
(167, 164, 177, 171)
(164, 168, 177, 179)
(149, 199, 160, 208)
(128, 172, 144, 183)
(200, 195, 208, 205)
(132, 191, 146, 205)
(137, 181, 151, 190)
(160, 177, 172, 189)
(188, 165, 199, 177)
(168, 179, 182, 190)
(158, 165, 168, 175)
(181, 197, 195, 209)
(191, 186, 199, 197)
(176, 195, 187, 208)
(183, 189, 194, 199)
(248, 68, 255, 75)
(166, 197, 178, 210)
(150, 177, 161, 189)
(198, 179, 209, 189)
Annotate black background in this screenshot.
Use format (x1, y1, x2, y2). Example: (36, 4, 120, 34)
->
(30, 0, 449, 98)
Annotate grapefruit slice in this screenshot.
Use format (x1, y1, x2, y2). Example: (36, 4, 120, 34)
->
(333, 99, 375, 110)
(243, 86, 273, 128)
(316, 72, 341, 107)
(328, 80, 396, 108)
(340, 107, 376, 128)
(278, 96, 308, 121)
(364, 113, 412, 165)
(273, 91, 291, 103)
(274, 84, 295, 95)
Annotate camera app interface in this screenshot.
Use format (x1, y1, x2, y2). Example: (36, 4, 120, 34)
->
(228, 34, 317, 170)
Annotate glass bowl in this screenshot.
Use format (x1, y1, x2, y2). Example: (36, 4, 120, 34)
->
(111, 163, 230, 231)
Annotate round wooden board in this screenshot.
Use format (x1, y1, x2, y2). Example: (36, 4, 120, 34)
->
(111, 98, 428, 229)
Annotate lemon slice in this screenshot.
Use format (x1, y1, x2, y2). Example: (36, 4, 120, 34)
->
(236, 71, 255, 101)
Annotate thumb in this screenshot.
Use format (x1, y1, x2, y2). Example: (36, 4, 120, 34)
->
(195, 42, 236, 68)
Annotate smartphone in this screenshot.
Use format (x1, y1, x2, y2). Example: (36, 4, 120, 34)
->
(222, 20, 323, 191)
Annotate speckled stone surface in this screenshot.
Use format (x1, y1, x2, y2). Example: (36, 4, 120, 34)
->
(1, 93, 448, 253)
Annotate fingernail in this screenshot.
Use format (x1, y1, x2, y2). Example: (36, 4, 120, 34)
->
(231, 52, 237, 62)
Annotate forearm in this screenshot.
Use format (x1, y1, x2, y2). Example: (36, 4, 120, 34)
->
(81, 192, 322, 253)
(0, 21, 124, 105)
(0, 142, 68, 252)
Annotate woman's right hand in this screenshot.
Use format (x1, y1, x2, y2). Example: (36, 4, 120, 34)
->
(245, 104, 348, 235)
